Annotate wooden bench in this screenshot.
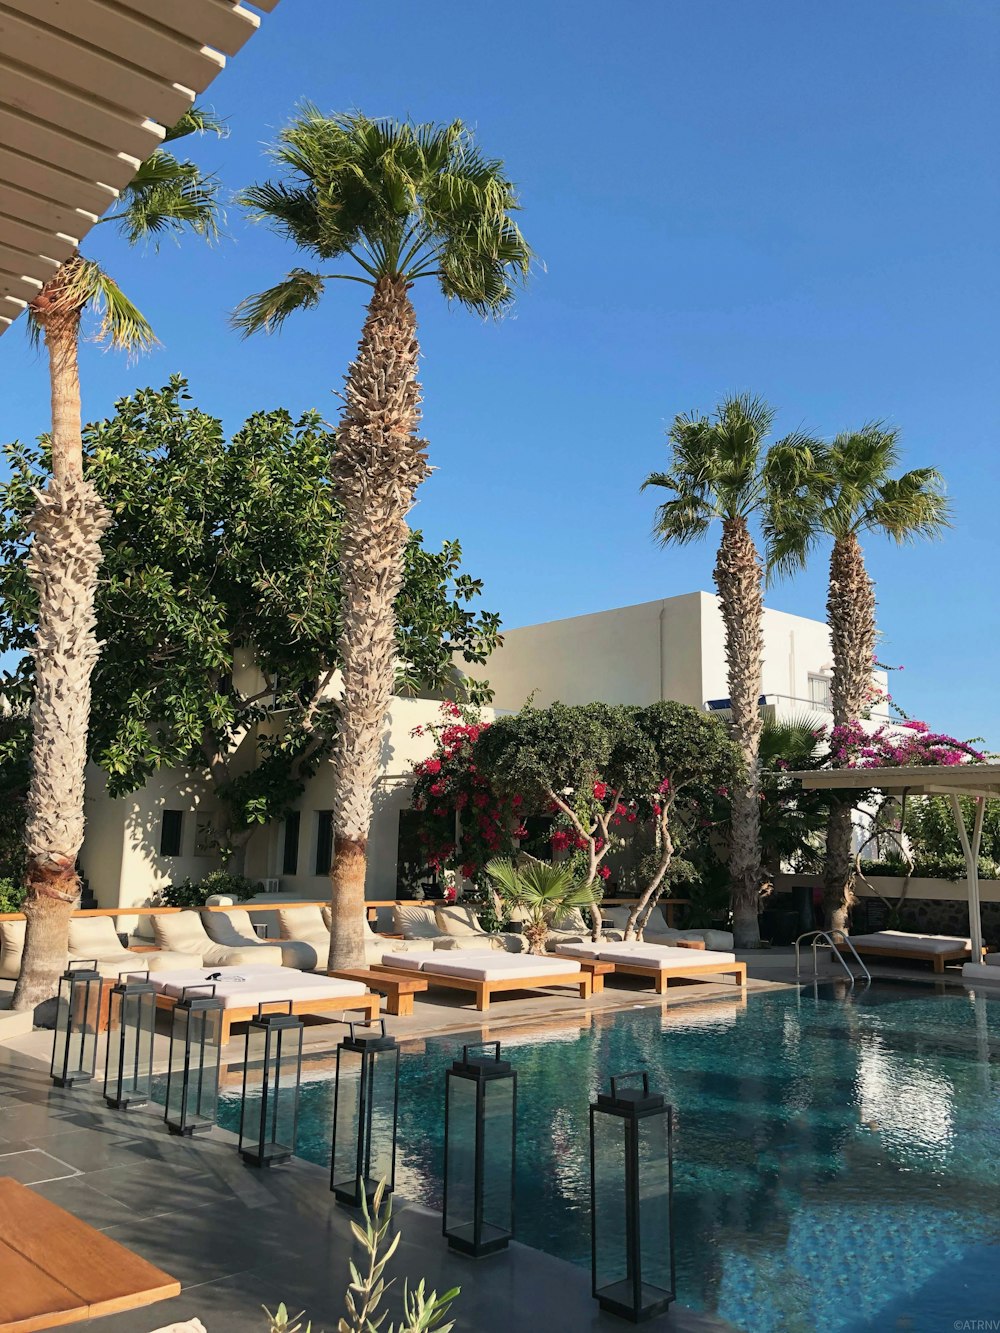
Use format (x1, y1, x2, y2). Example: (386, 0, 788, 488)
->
(329, 967, 430, 1016)
(0, 1177, 179, 1333)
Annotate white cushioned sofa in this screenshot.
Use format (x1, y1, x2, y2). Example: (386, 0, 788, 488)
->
(151, 911, 283, 968)
(201, 908, 317, 970)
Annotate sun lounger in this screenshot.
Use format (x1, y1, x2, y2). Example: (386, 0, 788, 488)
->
(202, 907, 316, 970)
(151, 911, 284, 969)
(555, 940, 746, 995)
(147, 966, 379, 1044)
(836, 930, 974, 973)
(378, 948, 591, 1010)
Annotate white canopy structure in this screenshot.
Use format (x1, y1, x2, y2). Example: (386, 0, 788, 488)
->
(789, 763, 1000, 980)
(0, 0, 280, 334)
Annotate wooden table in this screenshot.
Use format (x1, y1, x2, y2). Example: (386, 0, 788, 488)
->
(0, 1177, 179, 1333)
(329, 967, 430, 1016)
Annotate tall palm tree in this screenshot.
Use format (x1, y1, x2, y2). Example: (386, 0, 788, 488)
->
(12, 110, 223, 1011)
(767, 424, 950, 932)
(234, 110, 531, 969)
(643, 394, 809, 948)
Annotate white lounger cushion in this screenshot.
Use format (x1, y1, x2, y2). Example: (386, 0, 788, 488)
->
(150, 967, 367, 1006)
(152, 912, 283, 968)
(556, 941, 736, 966)
(847, 930, 971, 955)
(379, 949, 582, 981)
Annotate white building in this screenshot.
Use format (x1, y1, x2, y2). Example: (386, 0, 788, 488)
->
(80, 591, 877, 913)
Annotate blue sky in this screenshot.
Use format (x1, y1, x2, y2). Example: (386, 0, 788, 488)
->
(2, 0, 998, 744)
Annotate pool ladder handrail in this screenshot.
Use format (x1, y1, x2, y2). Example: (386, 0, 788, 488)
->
(795, 929, 871, 984)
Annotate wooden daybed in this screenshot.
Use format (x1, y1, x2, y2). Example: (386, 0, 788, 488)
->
(378, 949, 592, 1011)
(556, 941, 747, 996)
(834, 930, 975, 974)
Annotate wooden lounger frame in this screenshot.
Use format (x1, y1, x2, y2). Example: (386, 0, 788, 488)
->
(609, 957, 747, 996)
(394, 965, 593, 1011)
(834, 940, 973, 974)
(152, 990, 379, 1045)
(329, 967, 430, 1016)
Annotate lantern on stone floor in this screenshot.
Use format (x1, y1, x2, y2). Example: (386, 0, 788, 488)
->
(50, 960, 103, 1088)
(164, 984, 223, 1136)
(589, 1071, 675, 1323)
(443, 1041, 516, 1256)
(238, 1000, 303, 1167)
(103, 968, 156, 1110)
(331, 1019, 400, 1207)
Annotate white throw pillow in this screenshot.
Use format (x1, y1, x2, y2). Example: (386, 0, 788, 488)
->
(434, 905, 483, 937)
(68, 916, 127, 957)
(0, 919, 26, 980)
(394, 904, 442, 940)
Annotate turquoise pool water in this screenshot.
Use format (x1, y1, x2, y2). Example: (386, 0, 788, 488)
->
(218, 982, 1000, 1332)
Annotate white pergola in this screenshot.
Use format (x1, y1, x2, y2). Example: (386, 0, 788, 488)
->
(0, 0, 280, 334)
(789, 763, 1000, 974)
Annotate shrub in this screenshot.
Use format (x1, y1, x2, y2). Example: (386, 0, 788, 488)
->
(0, 877, 25, 914)
(160, 871, 259, 909)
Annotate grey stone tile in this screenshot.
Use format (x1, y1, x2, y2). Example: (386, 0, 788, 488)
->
(29, 1175, 137, 1230)
(83, 1160, 238, 1219)
(100, 1201, 286, 1288)
(0, 1146, 82, 1184)
(0, 1099, 78, 1139)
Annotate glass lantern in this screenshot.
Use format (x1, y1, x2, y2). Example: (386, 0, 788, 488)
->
(238, 1001, 304, 1167)
(443, 1041, 516, 1257)
(103, 969, 156, 1110)
(50, 960, 103, 1088)
(590, 1071, 675, 1323)
(164, 984, 223, 1136)
(331, 1020, 400, 1207)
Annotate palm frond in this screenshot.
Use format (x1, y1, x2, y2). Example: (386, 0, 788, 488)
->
(865, 467, 952, 542)
(117, 152, 222, 246)
(231, 269, 327, 337)
(82, 262, 156, 353)
(163, 104, 228, 142)
(762, 435, 829, 579)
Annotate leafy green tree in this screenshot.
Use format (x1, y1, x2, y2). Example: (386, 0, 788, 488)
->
(642, 394, 811, 946)
(234, 109, 531, 968)
(13, 108, 224, 1009)
(766, 424, 950, 931)
(0, 380, 501, 870)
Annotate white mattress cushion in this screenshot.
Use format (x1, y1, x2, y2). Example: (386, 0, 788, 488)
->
(603, 944, 736, 967)
(848, 931, 971, 955)
(150, 967, 367, 1006)
(421, 954, 583, 982)
(379, 952, 433, 971)
(554, 942, 605, 957)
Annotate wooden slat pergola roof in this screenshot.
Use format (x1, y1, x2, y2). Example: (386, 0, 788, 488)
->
(0, 0, 280, 335)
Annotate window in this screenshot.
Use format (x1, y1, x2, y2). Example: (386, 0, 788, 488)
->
(160, 809, 183, 857)
(283, 811, 301, 876)
(808, 674, 832, 709)
(395, 809, 438, 897)
(315, 810, 333, 875)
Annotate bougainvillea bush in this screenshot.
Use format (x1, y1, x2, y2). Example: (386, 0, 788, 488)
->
(410, 699, 738, 938)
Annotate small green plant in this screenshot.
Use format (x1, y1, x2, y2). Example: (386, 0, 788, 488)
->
(264, 1182, 458, 1333)
(159, 870, 259, 909)
(0, 878, 26, 914)
(485, 857, 598, 954)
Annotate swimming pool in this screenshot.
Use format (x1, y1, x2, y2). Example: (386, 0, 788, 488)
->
(218, 982, 1000, 1332)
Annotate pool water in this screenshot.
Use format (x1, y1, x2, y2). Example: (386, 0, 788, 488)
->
(218, 982, 1000, 1333)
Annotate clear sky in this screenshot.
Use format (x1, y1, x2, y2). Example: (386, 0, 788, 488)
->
(2, 0, 997, 744)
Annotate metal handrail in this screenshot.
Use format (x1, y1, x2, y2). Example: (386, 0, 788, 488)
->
(795, 929, 872, 984)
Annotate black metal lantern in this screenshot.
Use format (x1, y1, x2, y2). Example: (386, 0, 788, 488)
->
(443, 1041, 516, 1257)
(331, 1019, 400, 1207)
(50, 960, 103, 1088)
(103, 969, 156, 1109)
(164, 984, 223, 1136)
(590, 1071, 675, 1323)
(238, 1000, 304, 1167)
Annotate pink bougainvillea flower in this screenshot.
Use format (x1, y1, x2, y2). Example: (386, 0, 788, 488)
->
(598, 864, 611, 880)
(593, 781, 608, 800)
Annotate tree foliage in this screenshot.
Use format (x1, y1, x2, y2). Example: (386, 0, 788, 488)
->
(0, 380, 501, 856)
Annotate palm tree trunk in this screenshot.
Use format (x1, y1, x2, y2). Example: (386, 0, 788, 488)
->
(715, 516, 764, 948)
(327, 277, 429, 970)
(13, 261, 110, 1011)
(823, 533, 876, 933)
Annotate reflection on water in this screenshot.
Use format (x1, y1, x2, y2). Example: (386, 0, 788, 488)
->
(219, 983, 1000, 1333)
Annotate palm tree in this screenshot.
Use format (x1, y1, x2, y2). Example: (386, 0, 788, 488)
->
(485, 858, 598, 955)
(234, 110, 531, 970)
(767, 424, 950, 932)
(12, 110, 223, 1011)
(643, 394, 810, 948)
